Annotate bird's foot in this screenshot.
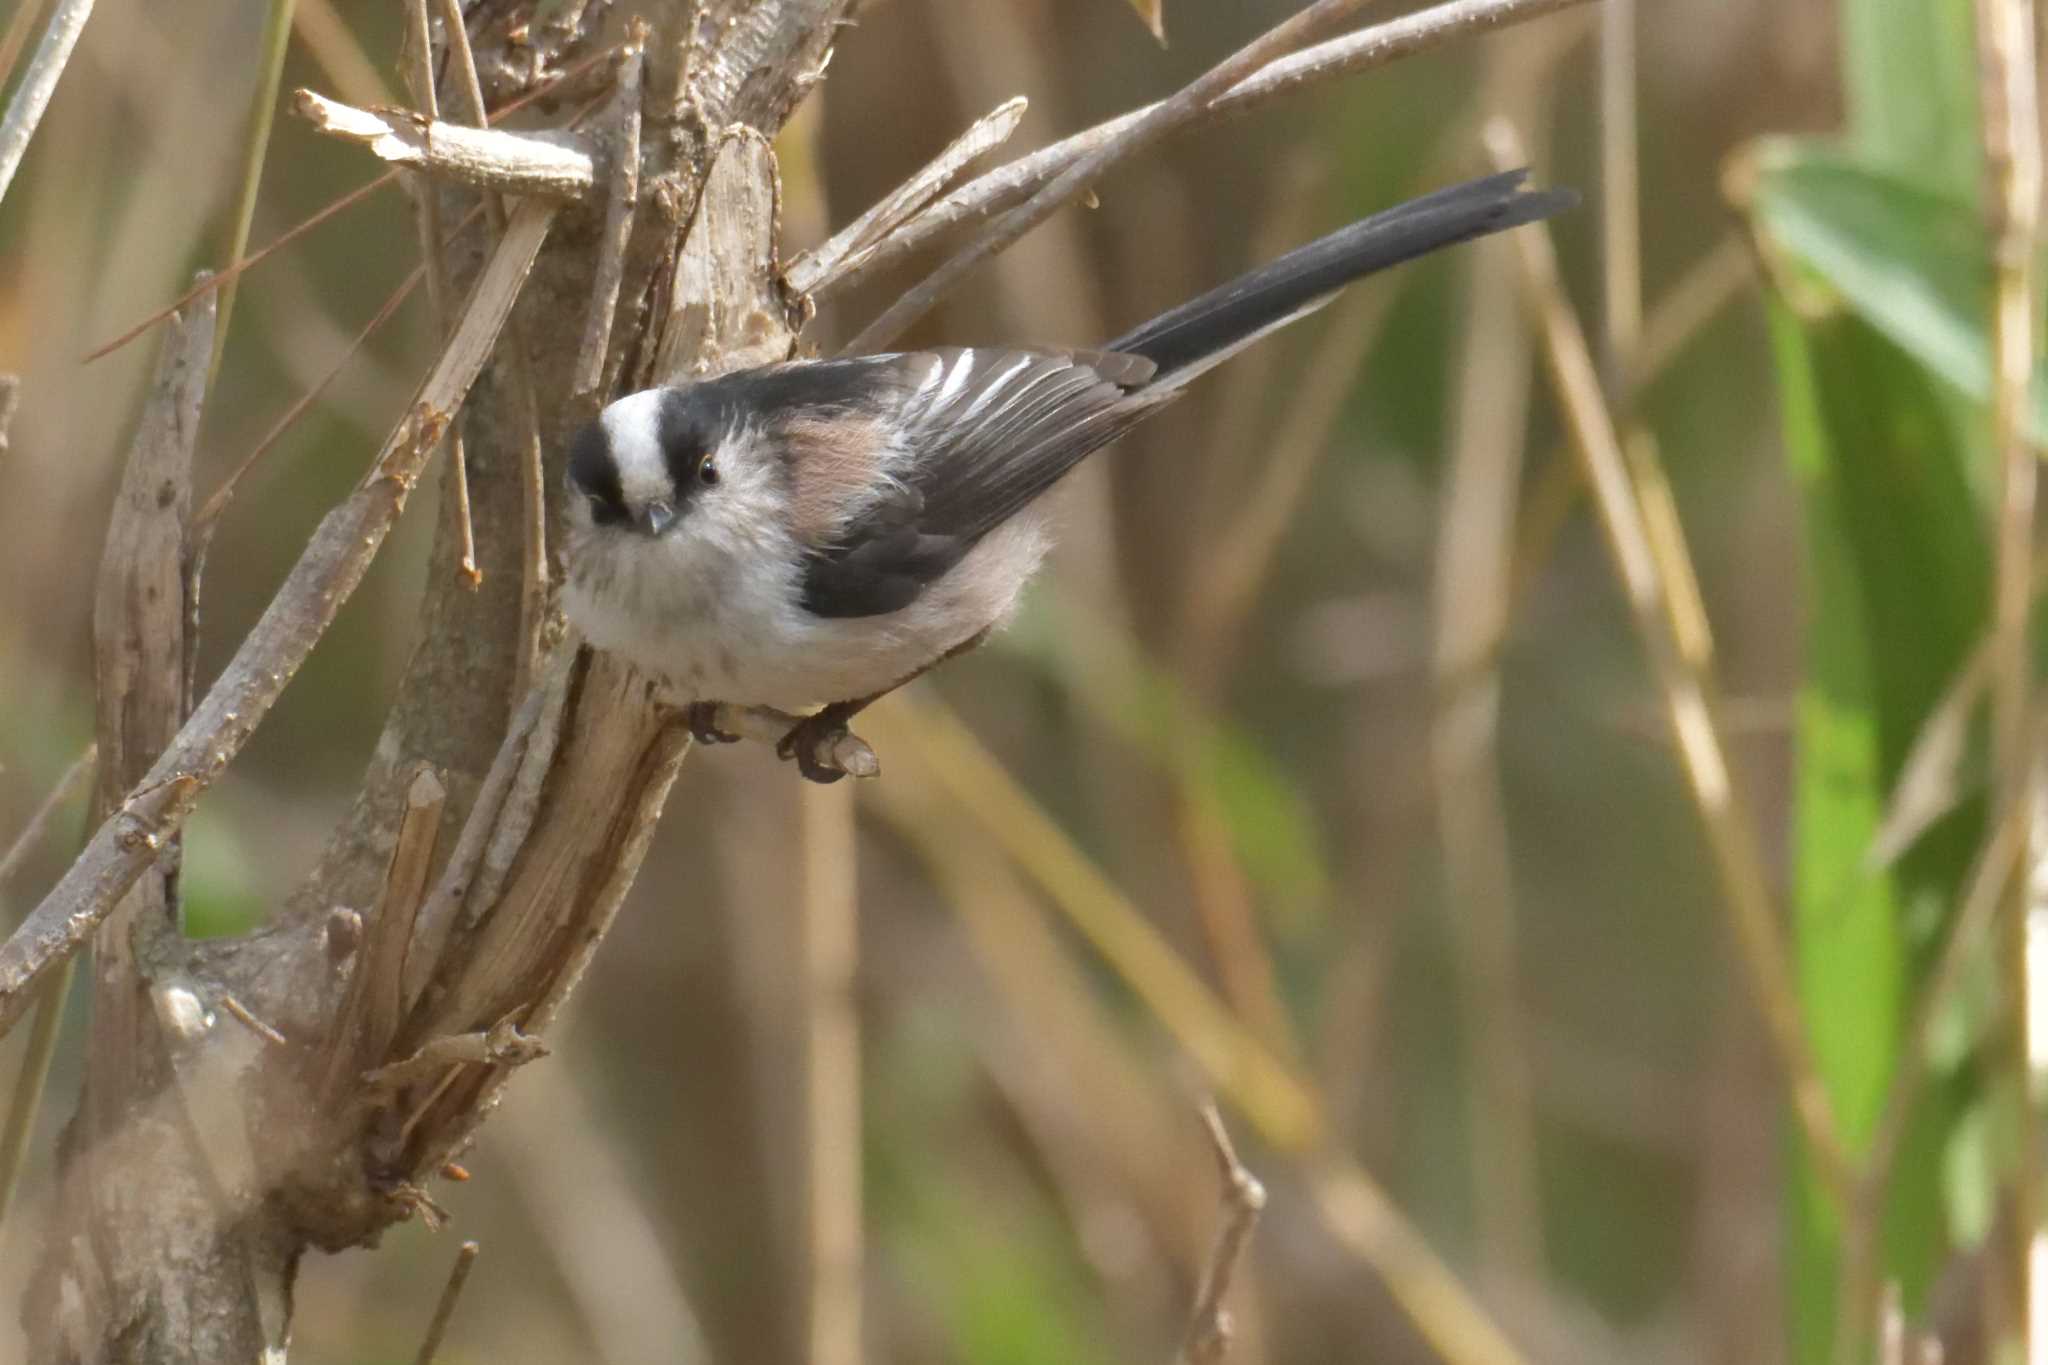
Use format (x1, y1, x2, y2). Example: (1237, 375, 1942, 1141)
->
(777, 706, 861, 784)
(683, 701, 742, 746)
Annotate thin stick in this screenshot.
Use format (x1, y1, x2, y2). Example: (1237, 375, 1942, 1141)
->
(0, 745, 95, 894)
(1975, 0, 2042, 1353)
(0, 201, 556, 1038)
(209, 0, 299, 380)
(0, 0, 95, 208)
(194, 263, 426, 537)
(570, 31, 645, 403)
(1485, 117, 1854, 1209)
(449, 102, 544, 709)
(819, 0, 1596, 307)
(217, 991, 288, 1046)
(783, 94, 1028, 297)
(82, 38, 622, 366)
(434, 0, 552, 681)
(403, 0, 479, 589)
(1178, 1101, 1266, 1365)
(85, 175, 401, 363)
(412, 1241, 480, 1365)
(294, 89, 598, 200)
(846, 0, 1382, 352)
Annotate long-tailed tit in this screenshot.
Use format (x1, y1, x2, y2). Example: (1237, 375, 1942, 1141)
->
(563, 169, 1574, 780)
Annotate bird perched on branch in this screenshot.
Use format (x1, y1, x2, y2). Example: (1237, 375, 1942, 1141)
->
(562, 169, 1574, 781)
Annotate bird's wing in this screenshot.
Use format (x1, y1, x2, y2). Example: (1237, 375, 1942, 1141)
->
(795, 348, 1168, 619)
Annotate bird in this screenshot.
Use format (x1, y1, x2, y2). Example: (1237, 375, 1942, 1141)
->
(561, 168, 1575, 781)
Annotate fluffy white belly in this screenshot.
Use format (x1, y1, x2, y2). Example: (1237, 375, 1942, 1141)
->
(564, 513, 1048, 712)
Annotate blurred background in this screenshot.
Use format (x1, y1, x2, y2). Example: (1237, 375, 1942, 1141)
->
(0, 0, 2009, 1361)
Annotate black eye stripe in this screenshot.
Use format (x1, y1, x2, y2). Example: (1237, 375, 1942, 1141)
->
(566, 420, 629, 529)
(658, 388, 720, 495)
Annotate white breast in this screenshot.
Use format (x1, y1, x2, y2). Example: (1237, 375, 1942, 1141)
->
(564, 485, 1049, 713)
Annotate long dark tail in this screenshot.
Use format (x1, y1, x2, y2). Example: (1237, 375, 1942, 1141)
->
(1108, 168, 1575, 384)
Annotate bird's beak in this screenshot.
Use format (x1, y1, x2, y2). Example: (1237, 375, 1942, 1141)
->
(639, 499, 676, 536)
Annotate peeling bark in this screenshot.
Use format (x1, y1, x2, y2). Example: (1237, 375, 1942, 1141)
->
(25, 1, 849, 1354)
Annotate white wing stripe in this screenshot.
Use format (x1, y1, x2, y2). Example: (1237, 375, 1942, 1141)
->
(935, 348, 977, 408)
(957, 353, 1038, 422)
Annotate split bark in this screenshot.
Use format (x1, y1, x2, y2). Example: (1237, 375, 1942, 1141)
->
(22, 3, 845, 1357)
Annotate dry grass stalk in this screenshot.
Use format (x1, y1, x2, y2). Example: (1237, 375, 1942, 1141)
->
(1485, 116, 1854, 1207)
(1973, 0, 2043, 1351)
(1431, 53, 1549, 1280)
(802, 781, 862, 1365)
(0, 745, 94, 896)
(0, 0, 95, 206)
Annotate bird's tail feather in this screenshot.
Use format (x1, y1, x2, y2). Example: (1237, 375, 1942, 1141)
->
(1109, 168, 1576, 386)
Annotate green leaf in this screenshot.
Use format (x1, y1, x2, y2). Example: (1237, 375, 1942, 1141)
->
(1747, 141, 2048, 440)
(1839, 0, 1979, 198)
(1767, 294, 1986, 1365)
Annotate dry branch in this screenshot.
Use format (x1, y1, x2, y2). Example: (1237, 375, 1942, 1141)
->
(784, 94, 1028, 297)
(295, 89, 598, 200)
(31, 288, 223, 1354)
(819, 0, 1596, 306)
(847, 0, 1380, 351)
(0, 200, 556, 1036)
(1179, 1102, 1266, 1365)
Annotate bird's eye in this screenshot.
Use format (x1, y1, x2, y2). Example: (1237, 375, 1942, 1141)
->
(697, 453, 719, 486)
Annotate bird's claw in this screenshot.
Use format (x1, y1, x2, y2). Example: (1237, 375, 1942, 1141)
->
(683, 702, 742, 746)
(777, 712, 852, 784)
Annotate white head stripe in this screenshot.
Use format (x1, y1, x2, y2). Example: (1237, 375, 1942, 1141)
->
(600, 390, 673, 508)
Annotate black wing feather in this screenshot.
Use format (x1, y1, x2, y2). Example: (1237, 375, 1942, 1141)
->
(798, 348, 1165, 618)
(795, 169, 1575, 619)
